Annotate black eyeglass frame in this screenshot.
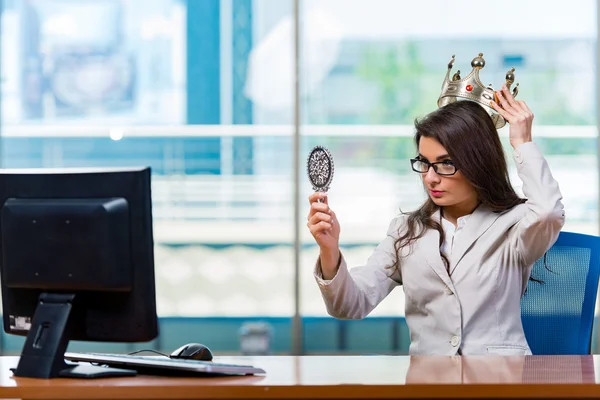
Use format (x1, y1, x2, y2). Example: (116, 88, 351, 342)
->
(409, 158, 459, 176)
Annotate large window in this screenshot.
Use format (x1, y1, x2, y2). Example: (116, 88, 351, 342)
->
(1, 0, 597, 348)
(0, 0, 296, 317)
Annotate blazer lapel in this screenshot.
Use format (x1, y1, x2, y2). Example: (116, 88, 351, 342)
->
(449, 203, 500, 275)
(421, 210, 454, 288)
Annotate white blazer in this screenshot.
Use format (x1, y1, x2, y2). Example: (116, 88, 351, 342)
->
(314, 142, 565, 355)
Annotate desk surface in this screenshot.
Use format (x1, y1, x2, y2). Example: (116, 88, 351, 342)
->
(0, 355, 599, 399)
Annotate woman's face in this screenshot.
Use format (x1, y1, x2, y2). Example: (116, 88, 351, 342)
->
(417, 136, 478, 209)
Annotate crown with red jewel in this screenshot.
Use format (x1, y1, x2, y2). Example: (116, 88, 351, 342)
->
(437, 53, 519, 129)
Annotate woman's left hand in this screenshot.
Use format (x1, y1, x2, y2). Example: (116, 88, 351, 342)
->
(490, 84, 533, 149)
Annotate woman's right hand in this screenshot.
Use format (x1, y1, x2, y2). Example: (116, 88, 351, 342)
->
(307, 192, 341, 278)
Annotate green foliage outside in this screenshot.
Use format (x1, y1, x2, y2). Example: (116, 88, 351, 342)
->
(315, 41, 595, 167)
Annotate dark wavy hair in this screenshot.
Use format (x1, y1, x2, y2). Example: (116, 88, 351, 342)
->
(392, 100, 526, 271)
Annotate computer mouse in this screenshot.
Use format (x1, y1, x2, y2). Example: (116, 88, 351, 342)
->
(169, 343, 213, 361)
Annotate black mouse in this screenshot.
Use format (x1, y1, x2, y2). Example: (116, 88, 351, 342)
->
(169, 343, 213, 361)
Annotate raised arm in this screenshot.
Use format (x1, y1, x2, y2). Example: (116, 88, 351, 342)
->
(510, 142, 565, 264)
(492, 85, 565, 266)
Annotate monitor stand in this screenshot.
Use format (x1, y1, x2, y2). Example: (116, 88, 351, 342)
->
(12, 293, 136, 379)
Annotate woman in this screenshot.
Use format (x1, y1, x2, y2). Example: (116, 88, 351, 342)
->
(306, 85, 565, 355)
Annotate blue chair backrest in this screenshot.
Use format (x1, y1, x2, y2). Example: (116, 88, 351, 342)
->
(521, 231, 600, 354)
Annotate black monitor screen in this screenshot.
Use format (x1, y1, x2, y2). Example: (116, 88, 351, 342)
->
(0, 167, 158, 378)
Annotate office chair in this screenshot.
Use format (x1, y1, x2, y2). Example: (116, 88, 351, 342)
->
(521, 231, 600, 355)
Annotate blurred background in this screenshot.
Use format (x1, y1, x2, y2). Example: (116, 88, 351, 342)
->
(0, 0, 597, 355)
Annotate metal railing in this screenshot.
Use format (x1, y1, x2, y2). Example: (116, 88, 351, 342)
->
(1, 124, 597, 244)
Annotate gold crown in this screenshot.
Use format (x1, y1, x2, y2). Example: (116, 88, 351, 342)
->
(437, 53, 519, 129)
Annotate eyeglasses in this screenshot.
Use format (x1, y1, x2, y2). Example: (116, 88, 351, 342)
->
(410, 158, 458, 176)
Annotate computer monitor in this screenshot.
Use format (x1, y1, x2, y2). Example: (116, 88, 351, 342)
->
(0, 167, 158, 378)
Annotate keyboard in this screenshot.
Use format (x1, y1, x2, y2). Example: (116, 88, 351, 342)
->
(64, 352, 266, 376)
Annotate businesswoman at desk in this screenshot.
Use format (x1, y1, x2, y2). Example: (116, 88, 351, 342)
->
(307, 59, 565, 356)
